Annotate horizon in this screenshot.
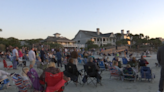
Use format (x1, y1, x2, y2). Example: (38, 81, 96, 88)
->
(0, 0, 164, 40)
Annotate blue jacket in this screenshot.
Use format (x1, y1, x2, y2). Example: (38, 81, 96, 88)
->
(56, 52, 62, 60)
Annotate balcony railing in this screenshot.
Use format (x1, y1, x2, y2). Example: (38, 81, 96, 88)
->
(62, 44, 85, 48)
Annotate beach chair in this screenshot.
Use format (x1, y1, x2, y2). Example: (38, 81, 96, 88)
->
(97, 61, 106, 72)
(139, 66, 155, 82)
(109, 67, 120, 79)
(122, 67, 137, 82)
(83, 58, 87, 64)
(122, 57, 128, 65)
(78, 58, 82, 64)
(27, 68, 44, 91)
(0, 79, 9, 90)
(64, 65, 82, 86)
(11, 73, 32, 92)
(3, 60, 13, 70)
(83, 65, 102, 87)
(45, 72, 66, 92)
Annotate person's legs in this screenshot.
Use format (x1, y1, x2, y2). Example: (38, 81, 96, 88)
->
(159, 67, 164, 92)
(12, 56, 17, 69)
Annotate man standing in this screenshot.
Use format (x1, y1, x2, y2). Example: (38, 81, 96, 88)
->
(71, 48, 78, 66)
(157, 45, 164, 92)
(40, 48, 45, 62)
(28, 47, 36, 68)
(12, 47, 19, 69)
(56, 49, 62, 67)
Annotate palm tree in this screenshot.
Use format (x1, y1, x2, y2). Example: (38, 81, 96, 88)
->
(0, 29, 2, 32)
(115, 33, 122, 41)
(139, 33, 144, 39)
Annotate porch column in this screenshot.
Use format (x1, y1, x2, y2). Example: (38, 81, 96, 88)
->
(102, 38, 103, 46)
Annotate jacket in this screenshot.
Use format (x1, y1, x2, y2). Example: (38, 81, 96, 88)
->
(157, 45, 164, 67)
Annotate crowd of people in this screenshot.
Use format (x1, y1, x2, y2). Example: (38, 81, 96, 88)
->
(0, 46, 155, 92)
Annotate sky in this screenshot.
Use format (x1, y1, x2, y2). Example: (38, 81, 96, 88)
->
(0, 0, 164, 40)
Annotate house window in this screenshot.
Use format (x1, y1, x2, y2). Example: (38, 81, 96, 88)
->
(78, 40, 80, 43)
(103, 38, 105, 41)
(97, 39, 99, 41)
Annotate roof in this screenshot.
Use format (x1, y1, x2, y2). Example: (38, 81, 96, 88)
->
(53, 33, 61, 35)
(45, 36, 74, 42)
(79, 30, 113, 38)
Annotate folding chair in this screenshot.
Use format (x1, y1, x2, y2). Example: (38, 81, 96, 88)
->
(139, 66, 155, 82)
(3, 60, 13, 70)
(0, 79, 9, 90)
(122, 67, 137, 82)
(45, 72, 66, 92)
(27, 68, 44, 91)
(64, 65, 83, 86)
(109, 66, 120, 79)
(83, 65, 102, 87)
(122, 57, 128, 65)
(11, 73, 32, 92)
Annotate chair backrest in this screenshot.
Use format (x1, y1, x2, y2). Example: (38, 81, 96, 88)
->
(123, 67, 134, 75)
(11, 74, 31, 92)
(140, 66, 152, 79)
(65, 64, 75, 74)
(45, 72, 63, 86)
(3, 60, 7, 68)
(122, 58, 128, 64)
(27, 68, 43, 91)
(109, 66, 119, 76)
(84, 65, 95, 75)
(98, 61, 105, 68)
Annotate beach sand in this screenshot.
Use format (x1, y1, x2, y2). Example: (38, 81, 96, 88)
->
(0, 53, 160, 92)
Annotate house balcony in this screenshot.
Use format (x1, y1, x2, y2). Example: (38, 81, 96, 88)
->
(62, 44, 85, 48)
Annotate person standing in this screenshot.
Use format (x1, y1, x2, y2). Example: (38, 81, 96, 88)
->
(56, 49, 62, 67)
(12, 47, 19, 69)
(71, 48, 78, 66)
(28, 47, 36, 68)
(157, 45, 164, 92)
(40, 48, 45, 62)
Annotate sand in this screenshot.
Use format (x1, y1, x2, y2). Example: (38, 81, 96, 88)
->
(0, 53, 161, 92)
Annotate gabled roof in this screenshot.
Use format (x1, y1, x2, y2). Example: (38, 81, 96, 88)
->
(45, 36, 74, 42)
(53, 33, 61, 35)
(79, 30, 113, 38)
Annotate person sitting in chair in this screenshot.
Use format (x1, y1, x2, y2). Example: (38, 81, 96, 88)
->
(113, 61, 122, 76)
(40, 62, 70, 83)
(139, 55, 149, 67)
(85, 57, 102, 83)
(0, 70, 11, 87)
(64, 58, 81, 83)
(128, 57, 138, 67)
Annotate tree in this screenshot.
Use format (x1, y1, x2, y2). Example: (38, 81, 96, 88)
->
(116, 39, 128, 46)
(139, 33, 144, 39)
(115, 33, 122, 41)
(7, 37, 21, 47)
(0, 29, 2, 32)
(85, 40, 99, 49)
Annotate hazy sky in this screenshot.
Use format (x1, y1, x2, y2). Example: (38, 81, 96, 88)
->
(0, 0, 164, 40)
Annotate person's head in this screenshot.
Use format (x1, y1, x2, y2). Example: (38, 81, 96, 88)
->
(126, 64, 131, 68)
(88, 57, 93, 62)
(23, 67, 29, 74)
(42, 48, 44, 50)
(31, 47, 34, 51)
(19, 49, 22, 52)
(113, 61, 118, 66)
(47, 62, 56, 68)
(115, 56, 119, 61)
(15, 47, 18, 50)
(68, 58, 74, 64)
(132, 57, 136, 61)
(141, 55, 144, 59)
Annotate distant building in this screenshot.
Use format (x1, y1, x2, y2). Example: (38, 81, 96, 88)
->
(20, 41, 29, 46)
(44, 33, 85, 48)
(115, 30, 131, 45)
(157, 37, 164, 43)
(73, 28, 116, 46)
